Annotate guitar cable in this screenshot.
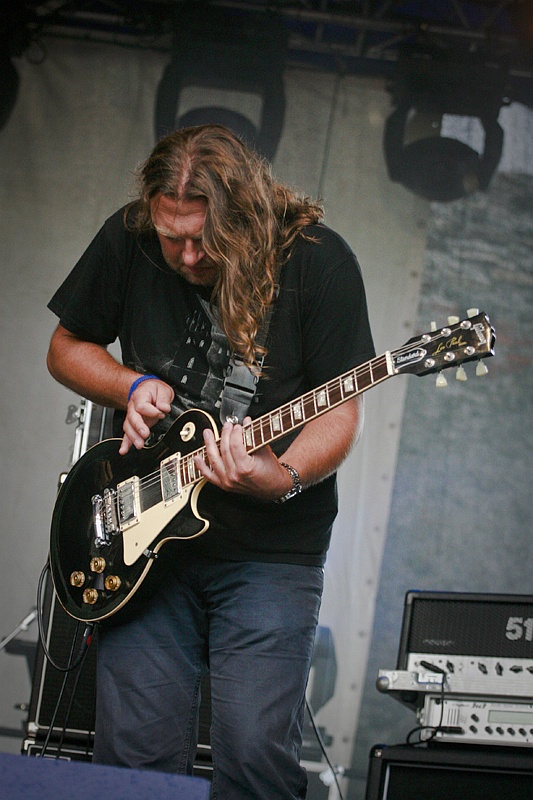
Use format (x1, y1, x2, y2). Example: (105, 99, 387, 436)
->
(36, 559, 96, 758)
(51, 643, 93, 761)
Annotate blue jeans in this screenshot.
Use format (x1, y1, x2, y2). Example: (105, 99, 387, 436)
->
(93, 554, 324, 799)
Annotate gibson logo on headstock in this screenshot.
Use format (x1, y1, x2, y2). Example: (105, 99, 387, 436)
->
(473, 322, 488, 344)
(434, 334, 467, 355)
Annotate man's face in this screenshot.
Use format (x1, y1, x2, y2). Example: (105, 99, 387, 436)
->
(151, 194, 218, 287)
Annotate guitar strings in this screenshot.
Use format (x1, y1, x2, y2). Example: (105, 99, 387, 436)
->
(124, 326, 474, 500)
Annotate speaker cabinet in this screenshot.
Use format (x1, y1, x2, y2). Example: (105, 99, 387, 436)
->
(25, 402, 110, 757)
(365, 744, 533, 800)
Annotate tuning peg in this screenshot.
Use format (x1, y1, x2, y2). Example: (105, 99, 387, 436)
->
(436, 373, 448, 388)
(476, 361, 489, 377)
(448, 315, 460, 325)
(467, 307, 479, 318)
(456, 366, 467, 382)
(430, 321, 437, 332)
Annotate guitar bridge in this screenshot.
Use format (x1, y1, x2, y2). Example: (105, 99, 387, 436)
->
(92, 494, 109, 547)
(91, 488, 120, 546)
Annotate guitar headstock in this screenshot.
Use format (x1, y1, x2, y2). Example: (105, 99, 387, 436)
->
(391, 310, 495, 382)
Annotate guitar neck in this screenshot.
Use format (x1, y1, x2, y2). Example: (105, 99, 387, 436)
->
(178, 352, 392, 489)
(177, 309, 495, 490)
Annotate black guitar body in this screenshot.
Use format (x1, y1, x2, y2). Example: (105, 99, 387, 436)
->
(50, 409, 217, 622)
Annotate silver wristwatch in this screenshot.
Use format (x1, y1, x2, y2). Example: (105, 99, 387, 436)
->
(275, 463, 302, 503)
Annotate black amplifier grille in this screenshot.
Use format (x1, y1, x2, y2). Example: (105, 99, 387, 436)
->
(397, 591, 533, 667)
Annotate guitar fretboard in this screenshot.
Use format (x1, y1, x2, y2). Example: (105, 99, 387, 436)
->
(173, 352, 392, 491)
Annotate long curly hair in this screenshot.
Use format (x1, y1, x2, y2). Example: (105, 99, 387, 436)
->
(128, 124, 323, 370)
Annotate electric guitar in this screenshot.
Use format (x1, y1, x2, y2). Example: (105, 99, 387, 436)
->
(49, 311, 495, 622)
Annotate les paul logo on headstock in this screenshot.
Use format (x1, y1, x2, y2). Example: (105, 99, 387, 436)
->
(434, 334, 468, 355)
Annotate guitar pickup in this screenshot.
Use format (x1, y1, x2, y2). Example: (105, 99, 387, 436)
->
(161, 454, 182, 504)
(117, 476, 140, 529)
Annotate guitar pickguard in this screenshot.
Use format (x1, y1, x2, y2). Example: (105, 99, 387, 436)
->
(121, 482, 206, 565)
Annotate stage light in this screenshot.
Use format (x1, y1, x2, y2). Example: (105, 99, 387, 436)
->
(155, 6, 287, 161)
(383, 47, 506, 202)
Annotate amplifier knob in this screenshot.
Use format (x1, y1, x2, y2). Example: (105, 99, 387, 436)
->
(83, 588, 99, 605)
(104, 575, 122, 592)
(519, 728, 527, 736)
(70, 571, 85, 587)
(485, 726, 493, 734)
(507, 728, 516, 736)
(496, 727, 504, 735)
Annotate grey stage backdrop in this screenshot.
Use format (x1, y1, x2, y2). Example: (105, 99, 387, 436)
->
(349, 171, 533, 798)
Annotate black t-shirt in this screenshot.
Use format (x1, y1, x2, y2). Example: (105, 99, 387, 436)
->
(48, 205, 375, 565)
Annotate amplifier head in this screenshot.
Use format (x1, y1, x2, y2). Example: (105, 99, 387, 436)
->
(397, 591, 533, 669)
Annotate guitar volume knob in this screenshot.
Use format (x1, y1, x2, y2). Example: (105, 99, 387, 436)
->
(82, 588, 99, 605)
(90, 557, 106, 573)
(70, 571, 85, 588)
(104, 575, 122, 592)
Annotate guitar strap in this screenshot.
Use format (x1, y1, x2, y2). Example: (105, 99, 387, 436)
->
(220, 285, 278, 425)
